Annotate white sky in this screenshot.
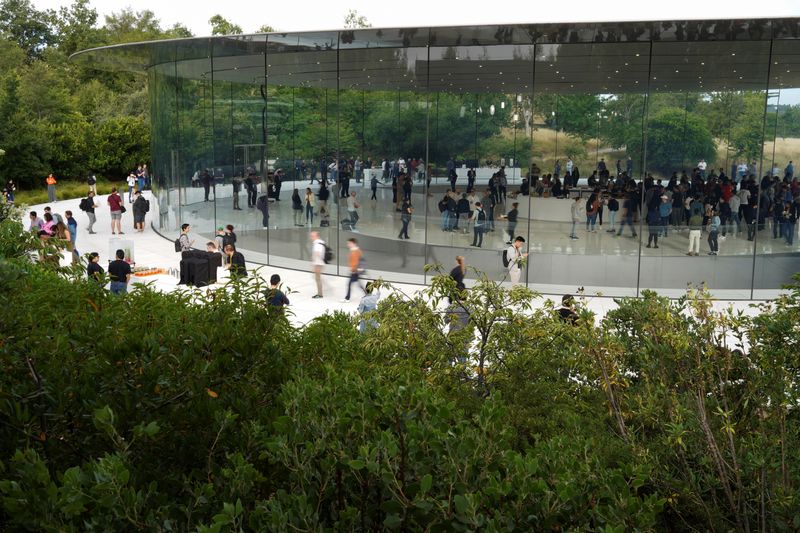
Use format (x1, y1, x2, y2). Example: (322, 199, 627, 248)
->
(30, 0, 800, 37)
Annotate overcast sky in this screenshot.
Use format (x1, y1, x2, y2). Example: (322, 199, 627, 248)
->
(31, 0, 800, 37)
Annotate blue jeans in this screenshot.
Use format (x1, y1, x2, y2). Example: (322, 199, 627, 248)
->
(110, 281, 127, 295)
(586, 214, 597, 230)
(785, 221, 796, 245)
(660, 216, 669, 236)
(306, 203, 314, 224)
(441, 211, 450, 231)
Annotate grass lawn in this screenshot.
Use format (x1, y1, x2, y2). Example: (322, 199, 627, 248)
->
(13, 179, 123, 206)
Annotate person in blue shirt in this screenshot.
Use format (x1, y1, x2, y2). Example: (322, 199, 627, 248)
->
(357, 282, 380, 333)
(265, 274, 290, 308)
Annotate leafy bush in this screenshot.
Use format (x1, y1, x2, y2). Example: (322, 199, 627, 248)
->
(0, 208, 799, 531)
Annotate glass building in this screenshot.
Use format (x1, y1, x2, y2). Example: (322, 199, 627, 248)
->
(73, 19, 800, 299)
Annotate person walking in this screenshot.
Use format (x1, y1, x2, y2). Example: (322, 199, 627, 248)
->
(108, 249, 132, 295)
(132, 191, 148, 232)
(310, 230, 326, 299)
(107, 187, 124, 235)
(616, 194, 638, 238)
(370, 173, 378, 200)
(46, 173, 57, 202)
(471, 202, 486, 247)
(570, 196, 582, 239)
(304, 187, 316, 225)
(707, 208, 720, 255)
(81, 191, 98, 234)
(346, 191, 360, 228)
(342, 238, 365, 302)
(449, 255, 467, 293)
(398, 199, 412, 239)
(501, 202, 519, 244)
(505, 236, 528, 286)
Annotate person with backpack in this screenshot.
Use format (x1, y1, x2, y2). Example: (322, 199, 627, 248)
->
(471, 202, 486, 248)
(177, 223, 194, 252)
(504, 236, 528, 286)
(80, 191, 98, 234)
(132, 191, 149, 233)
(223, 225, 237, 249)
(86, 172, 97, 195)
(309, 230, 328, 299)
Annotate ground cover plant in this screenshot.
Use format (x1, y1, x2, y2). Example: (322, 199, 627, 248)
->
(0, 202, 799, 531)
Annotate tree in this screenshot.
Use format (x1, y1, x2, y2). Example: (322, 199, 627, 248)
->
(0, 0, 56, 59)
(256, 24, 275, 33)
(209, 14, 243, 36)
(343, 9, 371, 29)
(644, 107, 716, 174)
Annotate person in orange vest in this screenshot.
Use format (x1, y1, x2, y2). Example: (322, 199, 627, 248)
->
(46, 174, 57, 202)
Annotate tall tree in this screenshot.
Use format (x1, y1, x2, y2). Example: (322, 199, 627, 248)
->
(209, 14, 243, 36)
(343, 9, 371, 29)
(0, 0, 56, 59)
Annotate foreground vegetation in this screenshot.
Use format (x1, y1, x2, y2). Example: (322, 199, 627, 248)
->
(0, 203, 799, 531)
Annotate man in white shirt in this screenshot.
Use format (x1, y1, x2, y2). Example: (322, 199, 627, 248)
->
(346, 191, 360, 228)
(697, 159, 707, 179)
(505, 236, 529, 286)
(126, 172, 137, 202)
(310, 230, 326, 298)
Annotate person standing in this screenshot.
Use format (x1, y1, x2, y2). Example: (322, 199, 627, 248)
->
(646, 205, 660, 249)
(4, 179, 16, 204)
(265, 274, 290, 308)
(246, 172, 258, 207)
(304, 187, 316, 226)
(256, 193, 270, 228)
(223, 224, 237, 250)
(87, 252, 104, 283)
(398, 199, 412, 239)
(232, 176, 242, 210)
(569, 197, 582, 239)
(224, 245, 247, 279)
(178, 223, 194, 252)
(136, 165, 146, 191)
(310, 231, 326, 299)
(471, 202, 486, 247)
(616, 194, 638, 238)
(687, 210, 703, 256)
(107, 187, 124, 235)
(342, 238, 364, 302)
(81, 191, 98, 234)
(46, 173, 57, 202)
(201, 168, 212, 202)
(291, 189, 304, 226)
(707, 208, 720, 255)
(65, 210, 79, 263)
(126, 172, 137, 202)
(86, 173, 97, 195)
(505, 236, 528, 286)
(346, 191, 360, 228)
(357, 282, 381, 333)
(108, 249, 132, 295)
(132, 191, 148, 232)
(318, 180, 330, 213)
(585, 193, 599, 232)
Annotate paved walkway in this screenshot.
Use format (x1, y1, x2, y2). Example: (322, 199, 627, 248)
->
(25, 192, 774, 327)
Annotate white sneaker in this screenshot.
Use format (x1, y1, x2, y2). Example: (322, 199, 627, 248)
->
(340, 298, 350, 303)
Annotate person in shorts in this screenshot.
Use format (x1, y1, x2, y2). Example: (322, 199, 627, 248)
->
(108, 188, 124, 234)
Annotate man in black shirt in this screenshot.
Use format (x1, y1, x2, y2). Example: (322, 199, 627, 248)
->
(108, 249, 132, 295)
(224, 245, 248, 279)
(502, 202, 519, 244)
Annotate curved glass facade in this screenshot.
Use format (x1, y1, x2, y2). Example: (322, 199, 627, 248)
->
(74, 20, 800, 298)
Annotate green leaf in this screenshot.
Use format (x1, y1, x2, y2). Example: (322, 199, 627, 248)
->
(347, 459, 365, 470)
(419, 473, 432, 495)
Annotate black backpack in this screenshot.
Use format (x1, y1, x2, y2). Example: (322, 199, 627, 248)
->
(323, 243, 334, 264)
(174, 237, 182, 252)
(79, 198, 90, 211)
(144, 199, 150, 213)
(256, 195, 267, 210)
(502, 249, 511, 268)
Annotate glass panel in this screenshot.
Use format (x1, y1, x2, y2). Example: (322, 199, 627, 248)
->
(638, 40, 771, 299)
(753, 39, 800, 298)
